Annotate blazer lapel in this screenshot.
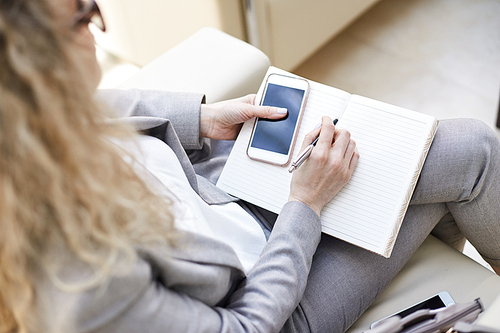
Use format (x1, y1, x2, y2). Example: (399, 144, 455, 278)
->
(120, 117, 237, 205)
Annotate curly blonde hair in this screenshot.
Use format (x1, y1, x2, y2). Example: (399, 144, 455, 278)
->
(0, 1, 176, 332)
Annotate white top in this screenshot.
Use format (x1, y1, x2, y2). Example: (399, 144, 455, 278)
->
(114, 136, 267, 273)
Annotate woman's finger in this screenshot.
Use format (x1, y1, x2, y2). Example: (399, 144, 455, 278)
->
(350, 146, 360, 170)
(240, 104, 288, 121)
(331, 129, 351, 157)
(240, 94, 288, 120)
(344, 138, 356, 158)
(316, 116, 335, 150)
(344, 138, 357, 165)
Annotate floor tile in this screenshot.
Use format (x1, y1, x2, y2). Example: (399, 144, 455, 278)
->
(295, 0, 500, 133)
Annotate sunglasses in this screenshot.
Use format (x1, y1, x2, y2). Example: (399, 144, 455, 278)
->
(73, 0, 106, 32)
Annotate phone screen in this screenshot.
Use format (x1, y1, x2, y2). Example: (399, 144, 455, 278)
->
(250, 83, 306, 155)
(371, 292, 455, 329)
(394, 295, 446, 318)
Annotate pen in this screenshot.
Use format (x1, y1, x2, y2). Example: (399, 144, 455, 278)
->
(288, 118, 338, 173)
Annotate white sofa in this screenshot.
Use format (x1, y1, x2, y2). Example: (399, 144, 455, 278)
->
(94, 0, 381, 70)
(110, 27, 500, 332)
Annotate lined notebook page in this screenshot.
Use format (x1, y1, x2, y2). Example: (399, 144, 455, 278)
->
(324, 95, 437, 256)
(217, 68, 437, 257)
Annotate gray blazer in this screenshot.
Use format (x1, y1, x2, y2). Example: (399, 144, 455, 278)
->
(38, 90, 322, 333)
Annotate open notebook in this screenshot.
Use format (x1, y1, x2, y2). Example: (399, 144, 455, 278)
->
(216, 67, 438, 257)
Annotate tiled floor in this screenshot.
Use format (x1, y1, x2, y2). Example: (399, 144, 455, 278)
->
(295, 0, 500, 136)
(98, 0, 499, 271)
(294, 0, 500, 272)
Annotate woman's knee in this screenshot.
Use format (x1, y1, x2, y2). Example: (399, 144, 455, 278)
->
(414, 119, 499, 203)
(465, 120, 499, 178)
(464, 119, 498, 152)
(437, 119, 499, 163)
(440, 119, 499, 198)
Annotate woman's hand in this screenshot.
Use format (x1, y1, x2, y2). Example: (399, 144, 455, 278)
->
(200, 94, 287, 140)
(288, 116, 359, 216)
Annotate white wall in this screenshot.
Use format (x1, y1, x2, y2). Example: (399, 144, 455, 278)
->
(94, 0, 246, 66)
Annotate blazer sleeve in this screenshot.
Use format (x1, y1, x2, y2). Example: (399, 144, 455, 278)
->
(95, 89, 206, 150)
(73, 201, 322, 333)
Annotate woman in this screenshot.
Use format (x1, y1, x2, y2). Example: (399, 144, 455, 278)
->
(0, 0, 499, 332)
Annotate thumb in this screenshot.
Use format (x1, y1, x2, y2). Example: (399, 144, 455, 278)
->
(250, 105, 288, 120)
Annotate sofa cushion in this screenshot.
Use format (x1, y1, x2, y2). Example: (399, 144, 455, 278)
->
(347, 235, 500, 332)
(117, 27, 271, 104)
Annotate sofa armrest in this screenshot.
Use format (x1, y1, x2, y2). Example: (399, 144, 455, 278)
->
(116, 27, 270, 103)
(477, 293, 500, 329)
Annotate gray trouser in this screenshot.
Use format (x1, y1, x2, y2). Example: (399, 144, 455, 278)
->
(197, 118, 500, 333)
(281, 119, 500, 333)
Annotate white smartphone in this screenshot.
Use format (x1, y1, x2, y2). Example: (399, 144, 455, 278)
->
(370, 291, 455, 328)
(247, 74, 310, 166)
